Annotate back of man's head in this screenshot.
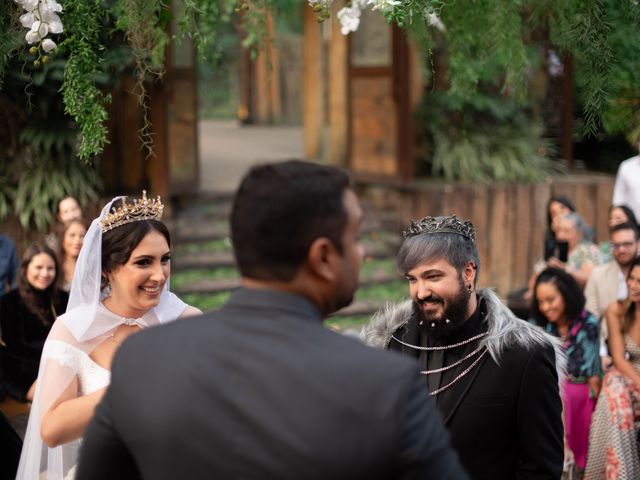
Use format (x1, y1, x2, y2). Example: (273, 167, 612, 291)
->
(231, 160, 350, 281)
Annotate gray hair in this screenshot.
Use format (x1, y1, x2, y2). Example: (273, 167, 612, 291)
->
(397, 232, 481, 284)
(560, 212, 588, 238)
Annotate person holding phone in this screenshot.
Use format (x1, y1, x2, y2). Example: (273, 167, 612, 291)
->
(545, 239, 569, 263)
(550, 212, 606, 289)
(524, 212, 604, 303)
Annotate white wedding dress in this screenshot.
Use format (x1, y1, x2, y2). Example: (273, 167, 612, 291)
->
(37, 340, 112, 479)
(42, 340, 111, 396)
(17, 197, 191, 480)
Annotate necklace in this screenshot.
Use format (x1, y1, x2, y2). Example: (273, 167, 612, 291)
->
(419, 344, 485, 375)
(391, 331, 487, 351)
(429, 348, 488, 396)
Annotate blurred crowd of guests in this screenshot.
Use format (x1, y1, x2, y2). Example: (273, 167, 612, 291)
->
(526, 194, 640, 479)
(0, 196, 85, 402)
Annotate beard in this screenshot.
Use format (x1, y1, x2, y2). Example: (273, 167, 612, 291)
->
(413, 277, 471, 339)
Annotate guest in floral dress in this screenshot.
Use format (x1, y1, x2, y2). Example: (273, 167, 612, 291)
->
(585, 256, 640, 479)
(532, 267, 602, 476)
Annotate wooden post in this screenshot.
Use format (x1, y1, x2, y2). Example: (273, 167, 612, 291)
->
(328, 3, 349, 166)
(303, 5, 324, 160)
(266, 13, 281, 123)
(393, 26, 413, 182)
(253, 11, 281, 124)
(238, 47, 253, 123)
(148, 78, 169, 200)
(121, 76, 146, 192)
(561, 54, 574, 169)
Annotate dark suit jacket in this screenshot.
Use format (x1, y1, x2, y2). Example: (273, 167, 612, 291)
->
(78, 288, 468, 480)
(390, 316, 563, 480)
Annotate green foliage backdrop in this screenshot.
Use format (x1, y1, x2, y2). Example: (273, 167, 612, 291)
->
(1, 0, 639, 227)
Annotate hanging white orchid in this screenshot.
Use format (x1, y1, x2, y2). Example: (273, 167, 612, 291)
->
(307, 0, 400, 35)
(42, 38, 57, 52)
(15, 0, 63, 58)
(336, 4, 362, 35)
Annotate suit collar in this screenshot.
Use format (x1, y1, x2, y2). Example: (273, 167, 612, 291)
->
(226, 287, 323, 323)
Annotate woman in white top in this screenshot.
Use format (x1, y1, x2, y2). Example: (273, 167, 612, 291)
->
(16, 192, 201, 479)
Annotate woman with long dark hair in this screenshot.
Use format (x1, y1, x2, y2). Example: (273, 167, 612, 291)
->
(0, 243, 68, 401)
(532, 267, 601, 476)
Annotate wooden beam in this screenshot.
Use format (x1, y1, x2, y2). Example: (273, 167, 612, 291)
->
(393, 26, 413, 182)
(303, 5, 324, 160)
(328, 3, 349, 166)
(149, 78, 169, 200)
(561, 54, 574, 168)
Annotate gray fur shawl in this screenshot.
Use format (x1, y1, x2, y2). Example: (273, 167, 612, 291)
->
(360, 288, 566, 380)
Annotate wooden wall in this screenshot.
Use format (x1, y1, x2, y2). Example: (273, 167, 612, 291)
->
(355, 174, 615, 296)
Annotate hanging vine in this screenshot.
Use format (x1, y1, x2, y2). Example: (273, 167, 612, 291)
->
(58, 0, 110, 160)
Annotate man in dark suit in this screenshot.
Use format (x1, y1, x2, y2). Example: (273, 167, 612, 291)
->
(362, 215, 565, 479)
(77, 161, 467, 480)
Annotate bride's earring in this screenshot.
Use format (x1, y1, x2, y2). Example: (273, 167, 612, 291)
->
(101, 275, 111, 300)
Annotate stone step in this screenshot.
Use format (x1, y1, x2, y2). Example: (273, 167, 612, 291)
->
(173, 251, 235, 270)
(174, 278, 240, 295)
(172, 220, 399, 245)
(172, 272, 402, 296)
(170, 199, 400, 244)
(173, 222, 230, 244)
(172, 245, 401, 271)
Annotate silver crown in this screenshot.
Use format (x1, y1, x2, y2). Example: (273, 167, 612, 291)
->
(403, 215, 476, 243)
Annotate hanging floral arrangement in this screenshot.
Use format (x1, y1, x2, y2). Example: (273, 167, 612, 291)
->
(17, 0, 64, 63)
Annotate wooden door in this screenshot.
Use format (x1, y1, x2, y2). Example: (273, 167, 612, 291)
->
(166, 1, 199, 195)
(349, 11, 412, 180)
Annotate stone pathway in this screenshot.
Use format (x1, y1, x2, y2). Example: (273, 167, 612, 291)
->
(198, 120, 303, 194)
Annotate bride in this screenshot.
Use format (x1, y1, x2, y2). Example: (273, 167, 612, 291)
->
(16, 192, 200, 479)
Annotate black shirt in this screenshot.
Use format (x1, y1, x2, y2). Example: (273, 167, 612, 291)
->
(419, 297, 487, 406)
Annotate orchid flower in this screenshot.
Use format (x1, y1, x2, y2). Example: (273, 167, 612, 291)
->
(307, 0, 401, 35)
(14, 0, 63, 59)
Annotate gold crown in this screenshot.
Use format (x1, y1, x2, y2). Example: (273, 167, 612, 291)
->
(100, 191, 164, 232)
(403, 215, 476, 243)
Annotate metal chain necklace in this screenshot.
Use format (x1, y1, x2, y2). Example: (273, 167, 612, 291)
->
(419, 344, 486, 375)
(391, 331, 487, 351)
(429, 348, 488, 396)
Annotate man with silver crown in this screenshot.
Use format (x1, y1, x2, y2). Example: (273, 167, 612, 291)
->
(361, 215, 565, 479)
